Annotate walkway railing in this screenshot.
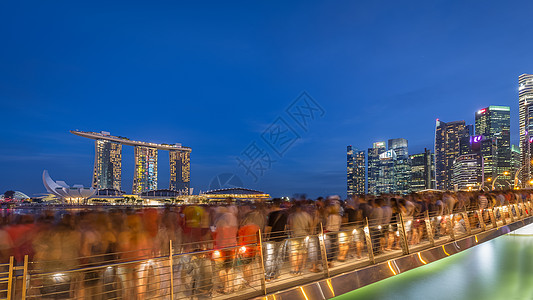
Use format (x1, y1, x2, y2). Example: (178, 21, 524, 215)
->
(2, 201, 532, 299)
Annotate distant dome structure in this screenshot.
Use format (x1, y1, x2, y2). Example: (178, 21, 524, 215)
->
(201, 187, 270, 202)
(42, 170, 96, 203)
(0, 191, 30, 202)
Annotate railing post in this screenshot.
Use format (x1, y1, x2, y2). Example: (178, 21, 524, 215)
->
(319, 223, 330, 277)
(508, 205, 515, 222)
(513, 204, 521, 219)
(477, 209, 486, 231)
(489, 208, 498, 227)
(21, 255, 28, 299)
(363, 218, 375, 263)
(257, 229, 267, 295)
(396, 214, 409, 255)
(499, 206, 507, 225)
(463, 209, 471, 235)
(7, 256, 13, 300)
(169, 240, 174, 299)
(424, 211, 435, 247)
(445, 214, 455, 240)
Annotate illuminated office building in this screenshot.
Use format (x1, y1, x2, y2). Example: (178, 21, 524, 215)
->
(410, 148, 435, 192)
(133, 146, 158, 194)
(475, 106, 511, 181)
(459, 135, 497, 185)
(435, 120, 469, 191)
(367, 139, 410, 195)
(170, 150, 191, 192)
(519, 74, 533, 184)
(377, 149, 395, 195)
(347, 146, 366, 197)
(519, 74, 533, 154)
(511, 145, 521, 180)
(71, 130, 191, 194)
(389, 138, 410, 194)
(93, 139, 122, 190)
(368, 142, 386, 195)
(452, 154, 482, 191)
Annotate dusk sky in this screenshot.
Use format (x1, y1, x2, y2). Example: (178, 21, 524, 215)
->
(2, 1, 533, 198)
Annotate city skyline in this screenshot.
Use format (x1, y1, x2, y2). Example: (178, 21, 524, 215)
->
(2, 1, 533, 198)
(348, 98, 516, 195)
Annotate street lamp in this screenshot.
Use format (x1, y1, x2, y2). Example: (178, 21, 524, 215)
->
(492, 171, 510, 190)
(514, 159, 533, 189)
(480, 177, 492, 191)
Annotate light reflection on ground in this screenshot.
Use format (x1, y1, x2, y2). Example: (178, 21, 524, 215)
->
(336, 224, 533, 300)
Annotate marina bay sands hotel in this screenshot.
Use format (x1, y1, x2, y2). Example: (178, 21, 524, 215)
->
(71, 130, 191, 194)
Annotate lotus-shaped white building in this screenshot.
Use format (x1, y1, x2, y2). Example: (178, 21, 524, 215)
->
(42, 170, 96, 203)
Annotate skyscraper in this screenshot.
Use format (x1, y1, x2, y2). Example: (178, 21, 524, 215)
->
(389, 138, 410, 194)
(452, 154, 482, 191)
(435, 120, 468, 191)
(133, 146, 158, 194)
(454, 135, 497, 189)
(93, 139, 122, 190)
(410, 148, 435, 192)
(511, 144, 521, 182)
(367, 139, 410, 195)
(169, 150, 191, 192)
(519, 74, 533, 184)
(377, 148, 395, 194)
(347, 146, 366, 196)
(368, 142, 385, 195)
(475, 106, 511, 181)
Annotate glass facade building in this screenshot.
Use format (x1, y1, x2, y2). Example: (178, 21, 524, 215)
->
(511, 144, 521, 182)
(92, 139, 122, 190)
(133, 146, 158, 194)
(435, 120, 468, 191)
(409, 148, 435, 192)
(169, 150, 191, 193)
(458, 134, 497, 184)
(347, 146, 366, 196)
(519, 74, 533, 184)
(452, 154, 482, 191)
(389, 138, 410, 194)
(368, 142, 386, 195)
(367, 139, 410, 195)
(475, 106, 511, 181)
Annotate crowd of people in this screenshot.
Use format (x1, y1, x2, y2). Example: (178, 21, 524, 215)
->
(0, 190, 531, 298)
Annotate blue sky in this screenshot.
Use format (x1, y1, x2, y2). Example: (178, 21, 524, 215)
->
(1, 1, 532, 198)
